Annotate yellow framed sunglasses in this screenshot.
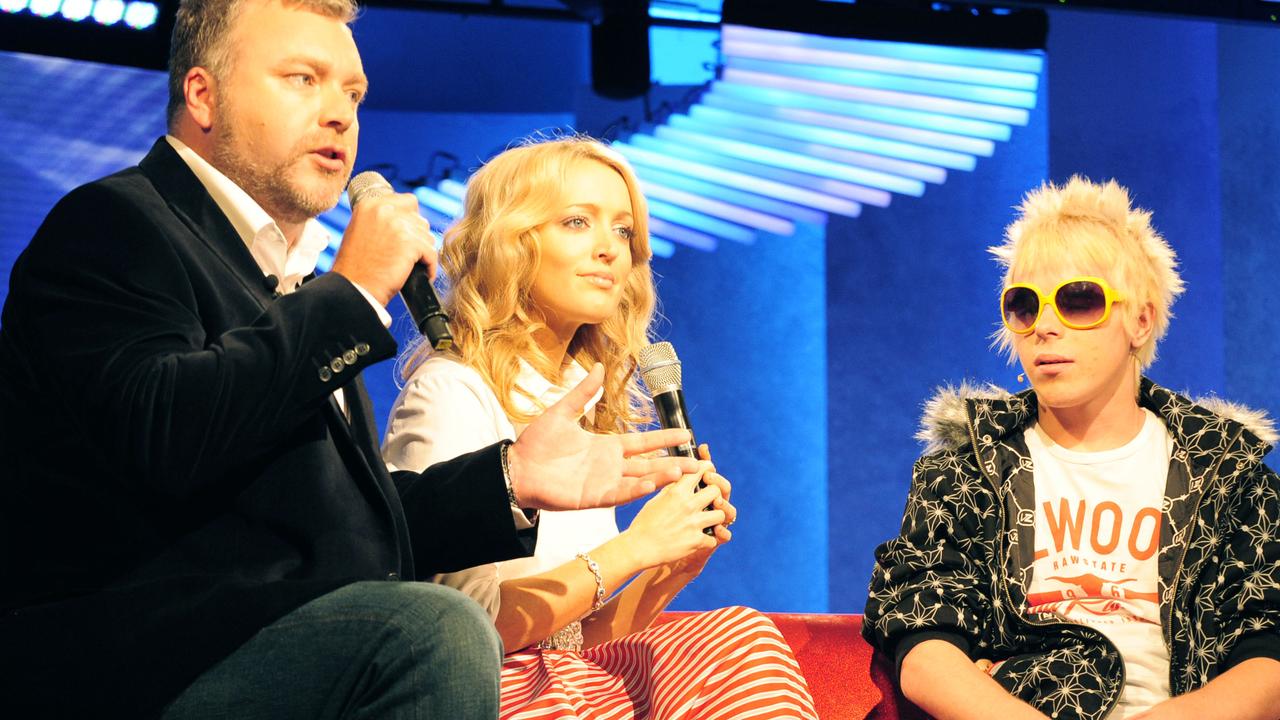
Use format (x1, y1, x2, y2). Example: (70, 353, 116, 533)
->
(1000, 276, 1125, 334)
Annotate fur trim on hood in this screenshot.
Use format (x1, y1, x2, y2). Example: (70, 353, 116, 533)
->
(916, 382, 1278, 455)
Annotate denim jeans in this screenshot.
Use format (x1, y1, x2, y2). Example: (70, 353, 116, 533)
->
(161, 581, 502, 720)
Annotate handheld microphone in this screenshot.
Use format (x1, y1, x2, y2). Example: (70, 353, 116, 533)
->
(638, 341, 714, 535)
(346, 171, 454, 352)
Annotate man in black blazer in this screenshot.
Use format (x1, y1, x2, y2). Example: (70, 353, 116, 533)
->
(0, 0, 697, 716)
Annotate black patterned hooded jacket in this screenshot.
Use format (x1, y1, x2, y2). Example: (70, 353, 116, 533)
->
(863, 378, 1280, 720)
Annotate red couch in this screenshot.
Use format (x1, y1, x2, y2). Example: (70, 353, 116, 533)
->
(657, 612, 927, 720)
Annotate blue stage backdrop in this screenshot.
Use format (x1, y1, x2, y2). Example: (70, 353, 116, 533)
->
(2, 7, 1277, 616)
(824, 93, 1049, 610)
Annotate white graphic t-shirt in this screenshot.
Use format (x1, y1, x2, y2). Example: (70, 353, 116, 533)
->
(1024, 409, 1173, 718)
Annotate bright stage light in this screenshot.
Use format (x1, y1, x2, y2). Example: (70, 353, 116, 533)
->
(648, 218, 718, 252)
(713, 77, 1013, 140)
(670, 112, 947, 184)
(616, 141, 864, 217)
(648, 198, 756, 245)
(317, 14, 1045, 259)
(634, 165, 827, 226)
(649, 6, 719, 23)
(722, 67, 1029, 126)
(723, 38, 1037, 93)
(0, 0, 31, 12)
(437, 178, 467, 202)
(700, 90, 994, 157)
(721, 25, 1044, 74)
(123, 1, 157, 29)
(29, 0, 59, 17)
(648, 126, 915, 200)
(725, 55, 1037, 109)
(92, 0, 124, 25)
(687, 104, 974, 171)
(648, 237, 677, 258)
(59, 0, 90, 20)
(641, 180, 797, 236)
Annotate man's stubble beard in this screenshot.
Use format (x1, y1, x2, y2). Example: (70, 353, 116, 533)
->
(211, 107, 351, 226)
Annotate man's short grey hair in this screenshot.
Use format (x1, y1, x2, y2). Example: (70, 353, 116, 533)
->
(166, 0, 359, 128)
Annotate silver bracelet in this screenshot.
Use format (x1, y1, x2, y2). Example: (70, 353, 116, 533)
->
(576, 552, 606, 613)
(502, 440, 538, 522)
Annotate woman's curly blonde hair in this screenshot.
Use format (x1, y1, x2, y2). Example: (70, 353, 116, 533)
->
(401, 135, 656, 434)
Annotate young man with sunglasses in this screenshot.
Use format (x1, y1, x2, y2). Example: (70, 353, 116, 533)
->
(864, 176, 1280, 720)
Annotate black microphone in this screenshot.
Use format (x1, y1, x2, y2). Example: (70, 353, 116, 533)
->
(638, 341, 714, 535)
(345, 171, 454, 352)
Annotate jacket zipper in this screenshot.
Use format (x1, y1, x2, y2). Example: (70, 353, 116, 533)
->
(967, 414, 1126, 719)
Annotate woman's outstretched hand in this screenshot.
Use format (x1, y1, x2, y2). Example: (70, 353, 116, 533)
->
(508, 363, 703, 510)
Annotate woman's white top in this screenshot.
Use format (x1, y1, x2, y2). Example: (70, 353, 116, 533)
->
(381, 354, 618, 619)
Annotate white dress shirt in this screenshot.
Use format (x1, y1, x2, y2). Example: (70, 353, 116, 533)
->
(164, 135, 390, 326)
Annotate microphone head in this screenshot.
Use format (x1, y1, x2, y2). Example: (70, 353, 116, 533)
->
(638, 341, 682, 394)
(347, 171, 394, 206)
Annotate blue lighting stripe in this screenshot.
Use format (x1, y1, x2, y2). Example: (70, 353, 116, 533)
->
(633, 165, 827, 225)
(648, 6, 720, 23)
(720, 31, 1039, 91)
(650, 125, 920, 198)
(640, 180, 796, 236)
(671, 112, 947, 183)
(615, 142, 861, 217)
(413, 186, 463, 218)
(648, 217, 718, 251)
(701, 91, 993, 158)
(688, 103, 974, 171)
(646, 198, 757, 244)
(629, 134, 890, 207)
(725, 56, 1037, 109)
(723, 67, 1030, 125)
(723, 24, 1045, 75)
(711, 80, 1011, 141)
(648, 236, 678, 259)
(437, 178, 467, 202)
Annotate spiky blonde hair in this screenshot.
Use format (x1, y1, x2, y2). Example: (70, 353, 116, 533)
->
(990, 175, 1185, 368)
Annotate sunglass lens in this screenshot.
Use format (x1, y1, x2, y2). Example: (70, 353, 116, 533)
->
(1055, 280, 1107, 327)
(1002, 287, 1040, 332)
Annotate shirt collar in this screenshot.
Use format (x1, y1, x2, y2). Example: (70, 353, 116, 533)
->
(516, 358, 600, 416)
(165, 135, 333, 290)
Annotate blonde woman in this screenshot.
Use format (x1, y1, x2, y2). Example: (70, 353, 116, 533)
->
(381, 136, 818, 720)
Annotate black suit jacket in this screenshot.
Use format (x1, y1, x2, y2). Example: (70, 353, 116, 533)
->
(0, 139, 535, 716)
